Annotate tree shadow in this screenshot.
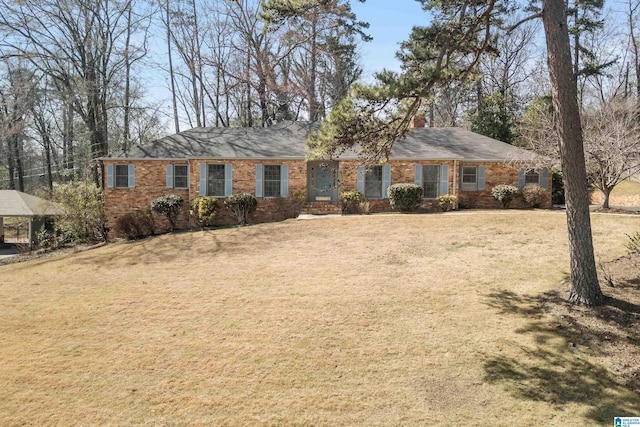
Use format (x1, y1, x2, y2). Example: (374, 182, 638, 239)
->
(483, 287, 640, 423)
(71, 223, 282, 269)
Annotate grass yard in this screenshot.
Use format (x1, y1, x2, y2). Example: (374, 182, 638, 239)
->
(1, 211, 639, 425)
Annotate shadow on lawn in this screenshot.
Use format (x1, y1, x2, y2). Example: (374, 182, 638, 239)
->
(483, 289, 640, 423)
(73, 224, 281, 268)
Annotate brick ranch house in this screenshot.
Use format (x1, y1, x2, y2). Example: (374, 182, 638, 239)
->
(101, 120, 550, 237)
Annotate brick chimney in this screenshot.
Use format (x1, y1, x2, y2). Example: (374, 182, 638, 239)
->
(409, 114, 426, 128)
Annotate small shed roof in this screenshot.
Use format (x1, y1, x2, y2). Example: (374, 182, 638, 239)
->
(0, 190, 63, 217)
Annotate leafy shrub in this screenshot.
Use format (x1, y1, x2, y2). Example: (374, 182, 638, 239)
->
(273, 192, 305, 220)
(224, 193, 257, 225)
(387, 183, 423, 212)
(52, 179, 107, 243)
(457, 192, 478, 209)
(552, 167, 565, 205)
(627, 231, 640, 254)
(491, 184, 519, 208)
(36, 226, 56, 250)
(151, 194, 184, 231)
(340, 190, 363, 214)
(190, 196, 218, 229)
(115, 209, 154, 240)
(437, 194, 457, 212)
(521, 184, 548, 208)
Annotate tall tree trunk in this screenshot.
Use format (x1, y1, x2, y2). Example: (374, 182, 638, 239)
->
(43, 133, 53, 193)
(246, 46, 253, 127)
(123, 1, 132, 153)
(63, 98, 75, 179)
(7, 140, 15, 190)
(309, 13, 318, 121)
(10, 135, 24, 192)
(601, 187, 611, 209)
(166, 0, 180, 133)
(192, 0, 206, 127)
(542, 0, 604, 306)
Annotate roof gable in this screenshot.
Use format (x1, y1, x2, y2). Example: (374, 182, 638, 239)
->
(0, 190, 63, 217)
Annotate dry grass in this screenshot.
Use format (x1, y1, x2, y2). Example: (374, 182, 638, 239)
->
(1, 211, 639, 425)
(593, 179, 640, 207)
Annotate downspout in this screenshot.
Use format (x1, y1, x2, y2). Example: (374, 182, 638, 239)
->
(453, 160, 458, 210)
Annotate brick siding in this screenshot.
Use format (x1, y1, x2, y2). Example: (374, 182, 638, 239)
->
(103, 158, 551, 239)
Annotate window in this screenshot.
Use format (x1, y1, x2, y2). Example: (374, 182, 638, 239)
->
(518, 167, 548, 190)
(459, 166, 485, 191)
(207, 164, 226, 197)
(462, 167, 477, 185)
(263, 165, 281, 197)
(365, 166, 383, 199)
(423, 165, 440, 198)
(115, 165, 130, 188)
(174, 165, 188, 188)
(167, 164, 188, 189)
(525, 170, 540, 185)
(256, 164, 288, 198)
(107, 164, 134, 188)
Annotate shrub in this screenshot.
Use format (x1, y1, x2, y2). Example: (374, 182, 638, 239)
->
(35, 226, 56, 250)
(151, 194, 184, 231)
(224, 193, 257, 225)
(387, 183, 423, 212)
(491, 184, 519, 208)
(626, 231, 640, 254)
(190, 196, 218, 229)
(437, 194, 457, 212)
(552, 167, 565, 205)
(521, 184, 548, 208)
(340, 190, 363, 214)
(52, 179, 107, 243)
(115, 209, 154, 240)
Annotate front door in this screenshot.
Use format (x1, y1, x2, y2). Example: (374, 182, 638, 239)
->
(308, 162, 338, 202)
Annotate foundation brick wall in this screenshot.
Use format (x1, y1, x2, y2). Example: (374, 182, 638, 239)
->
(103, 160, 190, 237)
(457, 162, 552, 210)
(103, 158, 551, 238)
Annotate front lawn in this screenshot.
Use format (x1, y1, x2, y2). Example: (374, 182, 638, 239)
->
(0, 211, 638, 425)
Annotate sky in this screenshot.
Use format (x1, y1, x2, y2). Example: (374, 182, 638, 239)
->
(350, 0, 429, 80)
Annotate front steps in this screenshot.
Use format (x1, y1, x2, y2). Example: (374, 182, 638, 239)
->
(300, 202, 341, 215)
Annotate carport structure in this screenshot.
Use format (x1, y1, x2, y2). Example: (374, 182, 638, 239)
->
(0, 190, 63, 249)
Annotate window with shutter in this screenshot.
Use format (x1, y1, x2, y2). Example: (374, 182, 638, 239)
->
(174, 165, 188, 189)
(263, 165, 281, 197)
(207, 164, 226, 197)
(364, 166, 383, 199)
(115, 165, 130, 188)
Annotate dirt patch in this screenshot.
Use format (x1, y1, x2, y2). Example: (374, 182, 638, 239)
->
(539, 253, 640, 394)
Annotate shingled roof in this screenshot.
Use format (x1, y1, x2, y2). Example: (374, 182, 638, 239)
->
(0, 190, 63, 217)
(111, 121, 536, 162)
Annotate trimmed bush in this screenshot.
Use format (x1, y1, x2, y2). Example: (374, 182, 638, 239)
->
(340, 190, 363, 214)
(437, 194, 457, 212)
(224, 193, 257, 225)
(388, 183, 423, 212)
(521, 184, 548, 208)
(151, 194, 184, 231)
(273, 191, 305, 220)
(491, 184, 519, 208)
(115, 209, 154, 240)
(190, 196, 218, 229)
